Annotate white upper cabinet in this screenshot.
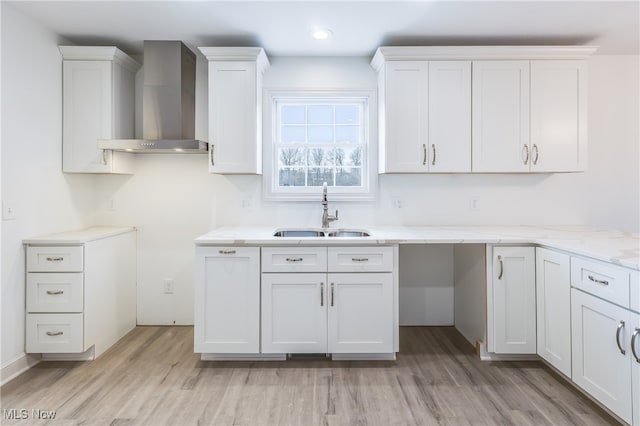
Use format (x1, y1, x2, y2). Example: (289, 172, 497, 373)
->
(373, 56, 471, 173)
(428, 61, 472, 172)
(60, 46, 139, 174)
(530, 60, 587, 172)
(199, 47, 269, 174)
(380, 61, 428, 173)
(472, 61, 530, 173)
(372, 46, 595, 174)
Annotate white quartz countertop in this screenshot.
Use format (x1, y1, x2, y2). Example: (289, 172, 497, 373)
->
(195, 225, 640, 271)
(23, 226, 136, 245)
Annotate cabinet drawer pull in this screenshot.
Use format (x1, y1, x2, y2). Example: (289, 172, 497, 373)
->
(320, 282, 324, 307)
(218, 250, 236, 255)
(351, 257, 369, 262)
(46, 331, 63, 337)
(631, 328, 640, 364)
(286, 257, 303, 262)
(210, 145, 215, 166)
(330, 283, 335, 307)
(497, 255, 504, 280)
(616, 321, 626, 355)
(102, 149, 108, 165)
(532, 144, 539, 165)
(46, 290, 64, 295)
(46, 257, 64, 262)
(431, 144, 436, 166)
(522, 145, 529, 165)
(422, 144, 427, 165)
(587, 275, 609, 286)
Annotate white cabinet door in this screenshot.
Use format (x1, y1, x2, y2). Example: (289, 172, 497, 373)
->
(208, 61, 261, 174)
(194, 247, 260, 353)
(490, 246, 536, 354)
(536, 248, 571, 377)
(571, 289, 633, 424)
(380, 61, 428, 173)
(428, 61, 471, 172)
(327, 273, 393, 353)
(261, 273, 327, 353)
(632, 313, 640, 426)
(472, 61, 530, 173)
(61, 58, 136, 174)
(530, 61, 587, 172)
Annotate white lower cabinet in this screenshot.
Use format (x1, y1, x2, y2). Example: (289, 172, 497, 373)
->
(632, 313, 639, 426)
(194, 247, 260, 354)
(261, 273, 327, 353)
(571, 288, 635, 424)
(536, 248, 571, 377)
(488, 246, 536, 354)
(259, 246, 395, 357)
(327, 273, 393, 354)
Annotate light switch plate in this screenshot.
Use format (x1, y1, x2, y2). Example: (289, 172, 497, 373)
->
(2, 201, 16, 220)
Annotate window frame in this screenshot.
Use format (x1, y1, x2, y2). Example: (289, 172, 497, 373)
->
(263, 89, 377, 201)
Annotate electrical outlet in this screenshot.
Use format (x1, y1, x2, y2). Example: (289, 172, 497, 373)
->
(392, 198, 403, 209)
(163, 279, 174, 294)
(107, 198, 116, 211)
(2, 201, 16, 220)
(469, 197, 480, 210)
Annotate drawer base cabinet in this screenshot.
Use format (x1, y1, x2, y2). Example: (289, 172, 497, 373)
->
(571, 288, 638, 425)
(24, 228, 137, 359)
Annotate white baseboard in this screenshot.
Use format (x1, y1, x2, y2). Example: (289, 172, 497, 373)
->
(332, 353, 396, 361)
(1, 353, 41, 386)
(201, 353, 287, 361)
(477, 342, 539, 361)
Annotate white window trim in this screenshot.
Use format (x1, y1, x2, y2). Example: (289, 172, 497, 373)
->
(262, 88, 377, 201)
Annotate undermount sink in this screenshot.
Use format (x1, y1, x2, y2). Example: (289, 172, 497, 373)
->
(326, 230, 370, 237)
(272, 229, 325, 237)
(272, 228, 370, 238)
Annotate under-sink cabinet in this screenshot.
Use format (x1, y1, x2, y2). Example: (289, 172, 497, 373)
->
(261, 247, 394, 356)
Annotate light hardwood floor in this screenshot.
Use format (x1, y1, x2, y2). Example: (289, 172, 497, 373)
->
(1, 327, 618, 425)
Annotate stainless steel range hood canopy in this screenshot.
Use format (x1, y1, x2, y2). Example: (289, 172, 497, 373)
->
(98, 41, 208, 153)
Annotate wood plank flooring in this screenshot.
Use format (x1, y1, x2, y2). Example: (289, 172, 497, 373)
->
(1, 327, 618, 425)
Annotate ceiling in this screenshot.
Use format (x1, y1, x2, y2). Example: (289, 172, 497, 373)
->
(6, 1, 640, 57)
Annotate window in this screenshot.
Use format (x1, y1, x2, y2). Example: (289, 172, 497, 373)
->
(263, 90, 376, 200)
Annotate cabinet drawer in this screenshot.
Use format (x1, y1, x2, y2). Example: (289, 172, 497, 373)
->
(328, 247, 394, 272)
(27, 246, 83, 272)
(261, 247, 327, 272)
(26, 313, 83, 353)
(571, 257, 630, 308)
(27, 273, 83, 313)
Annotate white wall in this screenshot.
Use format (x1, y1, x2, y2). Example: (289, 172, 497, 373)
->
(1, 4, 95, 373)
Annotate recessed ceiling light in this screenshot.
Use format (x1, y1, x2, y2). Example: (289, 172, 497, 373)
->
(312, 29, 332, 40)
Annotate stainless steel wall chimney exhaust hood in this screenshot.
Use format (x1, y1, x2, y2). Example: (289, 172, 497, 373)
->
(98, 41, 208, 153)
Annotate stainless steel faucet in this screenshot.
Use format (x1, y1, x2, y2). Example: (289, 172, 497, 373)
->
(321, 182, 338, 228)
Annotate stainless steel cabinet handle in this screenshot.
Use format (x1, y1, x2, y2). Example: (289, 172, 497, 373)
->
(522, 145, 529, 165)
(532, 144, 539, 165)
(497, 255, 504, 280)
(631, 328, 640, 363)
(422, 144, 427, 165)
(588, 275, 609, 286)
(102, 149, 108, 165)
(46, 331, 63, 336)
(218, 250, 236, 255)
(351, 258, 369, 262)
(210, 145, 215, 167)
(286, 257, 303, 262)
(616, 321, 626, 355)
(330, 283, 335, 307)
(431, 144, 436, 166)
(46, 257, 64, 262)
(320, 283, 324, 307)
(46, 290, 64, 295)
